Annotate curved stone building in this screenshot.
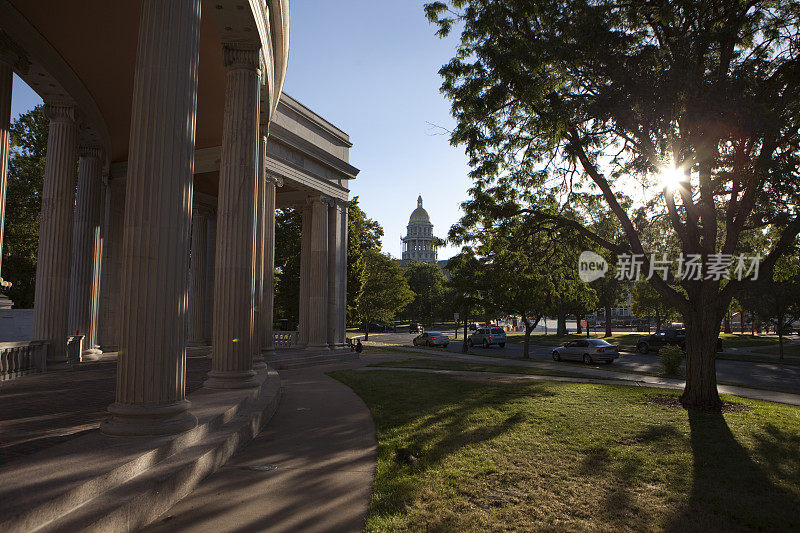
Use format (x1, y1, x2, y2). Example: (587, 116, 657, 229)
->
(401, 195, 437, 264)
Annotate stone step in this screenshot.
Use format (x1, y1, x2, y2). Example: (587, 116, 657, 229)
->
(37, 376, 282, 532)
(0, 369, 281, 533)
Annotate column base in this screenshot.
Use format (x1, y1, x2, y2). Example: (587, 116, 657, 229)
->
(204, 369, 259, 389)
(81, 347, 103, 362)
(101, 399, 198, 437)
(252, 355, 267, 370)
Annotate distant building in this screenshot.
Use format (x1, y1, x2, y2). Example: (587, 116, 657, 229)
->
(401, 195, 438, 265)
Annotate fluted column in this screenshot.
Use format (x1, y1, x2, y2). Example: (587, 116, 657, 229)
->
(98, 175, 125, 352)
(204, 214, 216, 344)
(0, 49, 15, 308)
(297, 200, 312, 349)
(338, 201, 349, 346)
(33, 104, 78, 369)
(251, 127, 266, 369)
(260, 172, 277, 355)
(188, 205, 211, 346)
(206, 44, 261, 390)
(327, 200, 343, 349)
(308, 196, 330, 350)
(101, 0, 201, 436)
(67, 147, 105, 360)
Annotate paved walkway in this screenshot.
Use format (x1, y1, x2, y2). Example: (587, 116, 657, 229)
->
(144, 360, 380, 533)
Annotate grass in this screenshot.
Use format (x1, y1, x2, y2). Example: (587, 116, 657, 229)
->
(368, 357, 618, 380)
(717, 352, 800, 366)
(330, 370, 800, 532)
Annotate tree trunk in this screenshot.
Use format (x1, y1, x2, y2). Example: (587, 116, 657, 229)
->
(723, 310, 732, 334)
(556, 313, 567, 336)
(364, 321, 369, 341)
(680, 307, 724, 413)
(740, 310, 745, 335)
(604, 305, 612, 337)
(575, 315, 583, 334)
(777, 310, 785, 360)
(655, 310, 662, 332)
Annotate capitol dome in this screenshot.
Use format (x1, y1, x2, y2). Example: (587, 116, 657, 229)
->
(409, 196, 431, 223)
(401, 195, 437, 264)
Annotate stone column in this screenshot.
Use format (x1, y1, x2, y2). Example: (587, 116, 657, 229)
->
(206, 44, 261, 390)
(98, 175, 125, 352)
(188, 205, 210, 346)
(307, 196, 330, 350)
(260, 171, 277, 356)
(297, 200, 312, 349)
(33, 104, 77, 369)
(251, 127, 266, 369)
(204, 214, 216, 345)
(67, 147, 105, 360)
(327, 200, 343, 349)
(0, 49, 16, 308)
(338, 201, 349, 347)
(101, 0, 202, 436)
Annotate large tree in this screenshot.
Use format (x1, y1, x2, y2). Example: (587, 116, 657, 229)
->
(354, 250, 414, 340)
(347, 197, 384, 325)
(402, 260, 448, 325)
(3, 106, 48, 308)
(426, 1, 800, 412)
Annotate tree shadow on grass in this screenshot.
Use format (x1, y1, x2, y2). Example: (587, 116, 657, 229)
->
(665, 411, 800, 531)
(365, 374, 556, 518)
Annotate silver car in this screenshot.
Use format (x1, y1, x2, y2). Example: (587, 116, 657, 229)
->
(413, 331, 450, 347)
(552, 339, 619, 364)
(468, 327, 507, 348)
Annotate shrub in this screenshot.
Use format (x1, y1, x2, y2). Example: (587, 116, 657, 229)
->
(659, 345, 684, 376)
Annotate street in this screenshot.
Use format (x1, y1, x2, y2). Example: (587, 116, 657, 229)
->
(362, 332, 800, 393)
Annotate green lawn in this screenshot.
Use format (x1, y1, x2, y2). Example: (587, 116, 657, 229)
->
(331, 370, 800, 532)
(368, 357, 618, 380)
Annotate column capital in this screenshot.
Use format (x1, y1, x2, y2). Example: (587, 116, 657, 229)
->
(265, 172, 283, 187)
(222, 44, 261, 71)
(319, 195, 336, 208)
(78, 146, 104, 161)
(44, 103, 77, 124)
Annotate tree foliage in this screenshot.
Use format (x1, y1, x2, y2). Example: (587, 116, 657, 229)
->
(426, 0, 800, 412)
(3, 106, 48, 308)
(402, 260, 448, 325)
(354, 249, 414, 338)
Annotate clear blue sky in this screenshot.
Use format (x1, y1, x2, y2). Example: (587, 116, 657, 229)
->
(10, 1, 470, 259)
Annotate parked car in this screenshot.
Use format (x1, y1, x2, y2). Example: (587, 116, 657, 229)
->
(468, 327, 507, 348)
(552, 339, 620, 364)
(636, 329, 723, 353)
(363, 322, 388, 333)
(413, 331, 449, 347)
(468, 323, 479, 331)
(409, 322, 424, 334)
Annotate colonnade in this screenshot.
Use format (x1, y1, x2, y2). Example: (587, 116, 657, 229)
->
(0, 2, 346, 437)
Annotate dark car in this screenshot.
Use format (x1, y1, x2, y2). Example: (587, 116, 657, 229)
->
(363, 322, 388, 333)
(636, 329, 722, 353)
(413, 331, 449, 347)
(409, 322, 424, 334)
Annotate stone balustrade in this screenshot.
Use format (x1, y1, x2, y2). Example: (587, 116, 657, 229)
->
(273, 331, 298, 348)
(0, 340, 48, 381)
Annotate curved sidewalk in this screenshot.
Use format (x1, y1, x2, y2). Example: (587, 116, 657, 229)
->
(144, 362, 377, 533)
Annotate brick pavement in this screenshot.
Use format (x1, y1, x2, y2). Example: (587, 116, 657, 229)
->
(0, 356, 211, 466)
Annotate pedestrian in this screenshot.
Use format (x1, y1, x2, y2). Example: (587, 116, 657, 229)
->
(355, 338, 363, 353)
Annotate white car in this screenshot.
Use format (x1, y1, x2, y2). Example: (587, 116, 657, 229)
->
(552, 339, 619, 364)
